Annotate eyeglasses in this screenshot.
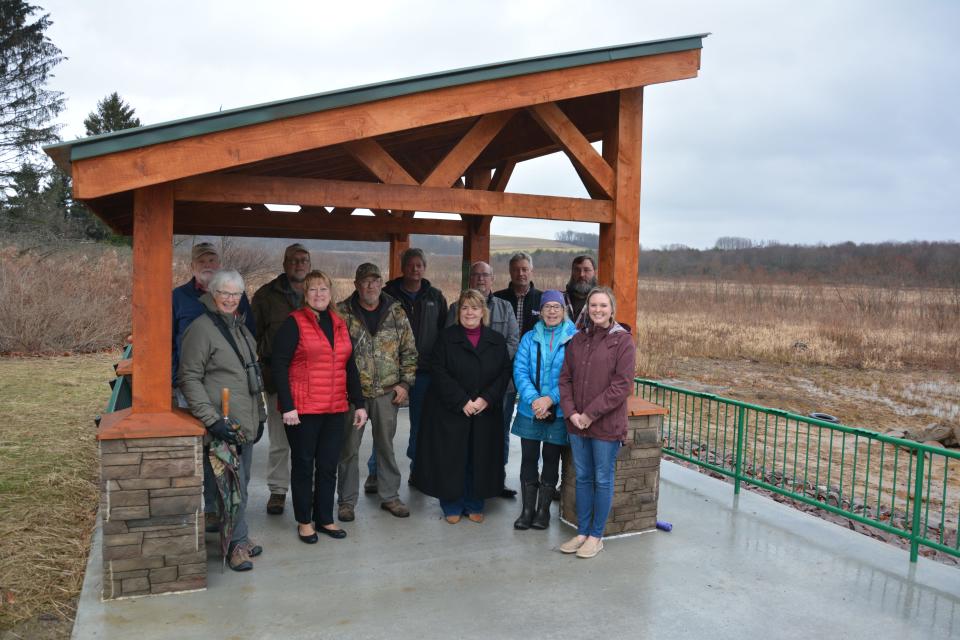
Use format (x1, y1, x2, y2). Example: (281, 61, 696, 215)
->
(541, 303, 563, 311)
(215, 290, 243, 299)
(288, 257, 310, 265)
(470, 273, 493, 279)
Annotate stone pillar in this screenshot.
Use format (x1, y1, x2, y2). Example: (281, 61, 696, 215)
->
(97, 409, 207, 599)
(561, 397, 667, 536)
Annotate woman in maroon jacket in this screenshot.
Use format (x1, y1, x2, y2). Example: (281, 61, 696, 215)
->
(272, 271, 367, 544)
(557, 286, 636, 559)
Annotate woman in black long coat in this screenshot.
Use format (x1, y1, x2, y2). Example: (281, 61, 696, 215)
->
(412, 289, 511, 523)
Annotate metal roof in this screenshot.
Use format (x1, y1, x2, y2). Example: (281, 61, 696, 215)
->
(45, 34, 707, 166)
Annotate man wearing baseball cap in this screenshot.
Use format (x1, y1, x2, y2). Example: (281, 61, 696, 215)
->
(336, 263, 418, 520)
(251, 242, 312, 515)
(173, 242, 255, 389)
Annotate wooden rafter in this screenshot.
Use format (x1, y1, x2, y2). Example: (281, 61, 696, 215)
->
(342, 139, 418, 186)
(71, 49, 701, 199)
(173, 174, 613, 223)
(529, 102, 615, 199)
(489, 161, 515, 192)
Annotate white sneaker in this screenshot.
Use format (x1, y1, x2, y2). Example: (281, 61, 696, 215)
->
(560, 535, 586, 554)
(576, 537, 604, 559)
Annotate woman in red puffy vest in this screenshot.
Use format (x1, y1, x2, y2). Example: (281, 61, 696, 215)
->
(271, 270, 368, 544)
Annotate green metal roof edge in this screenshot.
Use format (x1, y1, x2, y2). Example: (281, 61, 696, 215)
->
(46, 34, 707, 164)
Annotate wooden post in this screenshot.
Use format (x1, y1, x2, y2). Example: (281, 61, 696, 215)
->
(462, 169, 492, 288)
(598, 88, 642, 327)
(389, 233, 410, 280)
(132, 184, 175, 414)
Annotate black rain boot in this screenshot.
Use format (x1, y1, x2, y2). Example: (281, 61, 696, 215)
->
(531, 482, 554, 530)
(513, 482, 538, 530)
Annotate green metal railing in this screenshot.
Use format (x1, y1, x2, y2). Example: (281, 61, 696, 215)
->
(636, 378, 960, 563)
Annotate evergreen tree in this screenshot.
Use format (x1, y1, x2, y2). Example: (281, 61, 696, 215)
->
(83, 92, 141, 136)
(0, 1, 65, 185)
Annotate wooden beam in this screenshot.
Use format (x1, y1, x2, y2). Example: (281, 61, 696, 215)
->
(489, 161, 515, 192)
(132, 184, 175, 414)
(328, 207, 355, 216)
(599, 88, 642, 328)
(174, 174, 613, 223)
(175, 205, 468, 236)
(342, 139, 418, 186)
(462, 216, 491, 289)
(529, 102, 615, 198)
(389, 234, 410, 280)
(72, 49, 701, 199)
(422, 111, 515, 188)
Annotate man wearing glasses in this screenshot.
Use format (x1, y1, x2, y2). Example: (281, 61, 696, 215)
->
(447, 261, 520, 497)
(252, 243, 311, 516)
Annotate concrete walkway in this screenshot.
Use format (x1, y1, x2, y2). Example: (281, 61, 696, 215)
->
(73, 409, 960, 639)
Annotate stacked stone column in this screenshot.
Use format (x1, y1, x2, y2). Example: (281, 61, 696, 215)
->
(561, 397, 666, 536)
(100, 434, 206, 599)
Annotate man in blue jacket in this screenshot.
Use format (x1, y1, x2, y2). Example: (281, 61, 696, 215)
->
(172, 242, 255, 390)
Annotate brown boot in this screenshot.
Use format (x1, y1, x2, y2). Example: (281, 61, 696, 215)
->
(266, 493, 285, 515)
(228, 544, 253, 571)
(380, 499, 410, 518)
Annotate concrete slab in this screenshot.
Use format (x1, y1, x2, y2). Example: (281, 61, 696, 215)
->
(73, 409, 960, 639)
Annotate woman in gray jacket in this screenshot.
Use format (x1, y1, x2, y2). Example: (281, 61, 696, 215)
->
(179, 269, 266, 572)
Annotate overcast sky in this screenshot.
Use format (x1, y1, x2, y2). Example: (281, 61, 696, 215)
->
(39, 0, 958, 248)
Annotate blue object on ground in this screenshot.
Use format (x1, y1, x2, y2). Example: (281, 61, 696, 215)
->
(656, 520, 673, 532)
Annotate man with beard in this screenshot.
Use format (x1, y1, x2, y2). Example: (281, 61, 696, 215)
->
(252, 243, 311, 515)
(564, 255, 598, 324)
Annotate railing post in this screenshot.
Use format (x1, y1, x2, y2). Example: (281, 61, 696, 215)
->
(734, 406, 745, 495)
(909, 449, 926, 562)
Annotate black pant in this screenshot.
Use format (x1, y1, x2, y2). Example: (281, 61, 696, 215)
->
(519, 438, 562, 486)
(286, 413, 345, 526)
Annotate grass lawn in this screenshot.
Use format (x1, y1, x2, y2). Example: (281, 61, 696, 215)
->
(0, 351, 120, 636)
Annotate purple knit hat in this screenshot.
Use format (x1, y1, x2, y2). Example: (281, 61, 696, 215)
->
(540, 290, 564, 309)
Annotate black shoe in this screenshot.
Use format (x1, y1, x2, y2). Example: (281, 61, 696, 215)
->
(513, 482, 538, 530)
(317, 525, 347, 539)
(500, 486, 517, 499)
(531, 483, 554, 530)
(297, 525, 319, 544)
(204, 514, 220, 533)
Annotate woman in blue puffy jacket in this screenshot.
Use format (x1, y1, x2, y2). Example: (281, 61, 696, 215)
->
(510, 290, 577, 530)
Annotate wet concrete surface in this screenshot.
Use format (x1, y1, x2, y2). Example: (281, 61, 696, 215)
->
(73, 409, 960, 639)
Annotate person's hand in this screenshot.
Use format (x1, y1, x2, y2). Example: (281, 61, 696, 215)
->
(473, 397, 488, 413)
(392, 385, 409, 406)
(578, 413, 593, 429)
(353, 408, 368, 429)
(463, 400, 476, 416)
(569, 413, 589, 430)
(282, 409, 300, 426)
(208, 419, 239, 443)
(254, 421, 265, 444)
(531, 396, 553, 419)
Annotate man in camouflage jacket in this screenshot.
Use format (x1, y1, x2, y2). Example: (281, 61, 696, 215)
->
(336, 263, 418, 519)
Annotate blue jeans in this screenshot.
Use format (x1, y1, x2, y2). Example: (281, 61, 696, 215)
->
(568, 433, 620, 538)
(368, 373, 431, 476)
(439, 431, 483, 516)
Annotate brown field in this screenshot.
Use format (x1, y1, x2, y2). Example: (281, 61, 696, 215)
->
(1, 241, 958, 635)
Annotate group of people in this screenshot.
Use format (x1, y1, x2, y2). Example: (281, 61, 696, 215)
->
(173, 241, 635, 571)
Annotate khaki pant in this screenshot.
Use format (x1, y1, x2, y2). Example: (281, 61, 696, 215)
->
(265, 392, 290, 495)
(337, 392, 401, 505)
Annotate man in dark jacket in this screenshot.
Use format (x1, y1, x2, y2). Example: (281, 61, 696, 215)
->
(373, 248, 447, 482)
(251, 242, 310, 515)
(495, 251, 543, 336)
(173, 242, 254, 390)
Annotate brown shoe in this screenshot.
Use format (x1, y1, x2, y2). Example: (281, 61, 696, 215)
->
(380, 499, 410, 518)
(237, 539, 262, 558)
(364, 474, 378, 494)
(466, 513, 484, 523)
(266, 493, 285, 515)
(576, 537, 604, 559)
(227, 544, 253, 571)
(559, 535, 586, 554)
(338, 503, 355, 522)
(445, 514, 461, 524)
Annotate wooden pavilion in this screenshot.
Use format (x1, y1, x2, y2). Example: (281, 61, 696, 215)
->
(45, 33, 705, 598)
